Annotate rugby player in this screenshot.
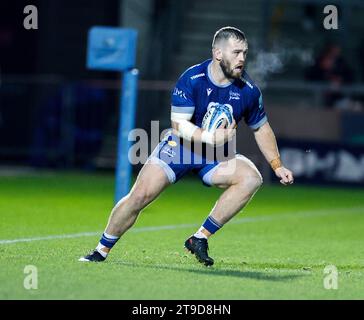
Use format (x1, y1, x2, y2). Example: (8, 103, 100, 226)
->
(79, 26, 294, 266)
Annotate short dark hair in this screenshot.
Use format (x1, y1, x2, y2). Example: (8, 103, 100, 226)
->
(212, 26, 247, 48)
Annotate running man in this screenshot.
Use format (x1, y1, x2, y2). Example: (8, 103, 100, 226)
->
(79, 26, 294, 266)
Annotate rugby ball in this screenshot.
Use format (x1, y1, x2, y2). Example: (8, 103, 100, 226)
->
(202, 103, 233, 132)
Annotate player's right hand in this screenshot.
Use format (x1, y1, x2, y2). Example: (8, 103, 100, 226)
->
(274, 166, 294, 185)
(213, 119, 236, 146)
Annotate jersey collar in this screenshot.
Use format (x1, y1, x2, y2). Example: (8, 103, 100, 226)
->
(207, 60, 234, 88)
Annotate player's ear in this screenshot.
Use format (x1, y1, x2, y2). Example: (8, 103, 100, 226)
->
(213, 47, 223, 61)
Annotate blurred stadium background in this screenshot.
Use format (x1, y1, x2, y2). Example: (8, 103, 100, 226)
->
(1, 0, 364, 300)
(1, 0, 364, 183)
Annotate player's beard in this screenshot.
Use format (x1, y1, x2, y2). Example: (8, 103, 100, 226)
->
(220, 59, 243, 80)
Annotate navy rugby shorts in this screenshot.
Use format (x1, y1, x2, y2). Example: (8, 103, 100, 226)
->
(148, 130, 238, 186)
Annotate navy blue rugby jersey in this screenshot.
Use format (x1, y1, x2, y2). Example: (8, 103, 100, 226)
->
(171, 59, 267, 130)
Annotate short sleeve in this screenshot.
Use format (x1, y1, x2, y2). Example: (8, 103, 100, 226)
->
(244, 86, 268, 130)
(171, 73, 195, 116)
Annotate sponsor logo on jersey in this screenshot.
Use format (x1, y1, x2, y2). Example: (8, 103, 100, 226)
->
(206, 88, 213, 96)
(161, 147, 176, 158)
(190, 73, 205, 80)
(241, 76, 253, 89)
(173, 87, 187, 100)
(258, 94, 263, 109)
(168, 140, 177, 147)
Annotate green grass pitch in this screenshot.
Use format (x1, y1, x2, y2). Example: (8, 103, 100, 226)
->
(0, 171, 363, 299)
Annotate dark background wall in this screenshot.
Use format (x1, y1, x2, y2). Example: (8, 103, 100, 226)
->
(1, 0, 364, 184)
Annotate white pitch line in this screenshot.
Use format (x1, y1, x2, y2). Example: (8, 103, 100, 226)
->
(0, 232, 101, 245)
(0, 206, 363, 245)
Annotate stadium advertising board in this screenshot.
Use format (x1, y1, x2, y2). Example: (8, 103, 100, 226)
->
(278, 140, 364, 186)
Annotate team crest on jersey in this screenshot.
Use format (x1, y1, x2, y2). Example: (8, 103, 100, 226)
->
(229, 90, 240, 101)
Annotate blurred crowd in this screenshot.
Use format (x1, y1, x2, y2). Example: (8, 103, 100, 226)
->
(305, 42, 364, 112)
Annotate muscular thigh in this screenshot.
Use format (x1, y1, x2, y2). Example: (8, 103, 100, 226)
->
(128, 161, 170, 201)
(211, 155, 262, 189)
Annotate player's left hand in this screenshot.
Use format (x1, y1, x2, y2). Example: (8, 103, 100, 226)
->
(274, 167, 294, 185)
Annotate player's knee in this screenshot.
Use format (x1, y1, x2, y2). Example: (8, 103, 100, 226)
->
(239, 171, 263, 192)
(129, 188, 154, 210)
(247, 172, 263, 191)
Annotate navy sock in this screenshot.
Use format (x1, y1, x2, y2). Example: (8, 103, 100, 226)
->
(100, 232, 119, 248)
(202, 216, 223, 234)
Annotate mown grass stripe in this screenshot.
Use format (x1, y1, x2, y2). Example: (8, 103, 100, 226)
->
(1, 206, 363, 245)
